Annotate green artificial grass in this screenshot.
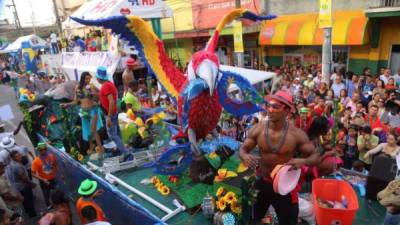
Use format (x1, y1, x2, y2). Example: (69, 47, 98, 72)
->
(156, 156, 243, 209)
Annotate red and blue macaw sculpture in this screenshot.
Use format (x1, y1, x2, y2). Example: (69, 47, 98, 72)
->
(72, 8, 276, 175)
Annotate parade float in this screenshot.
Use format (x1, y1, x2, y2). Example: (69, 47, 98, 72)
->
(18, 8, 387, 225)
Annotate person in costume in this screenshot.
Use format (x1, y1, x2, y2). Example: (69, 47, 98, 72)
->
(96, 66, 127, 154)
(61, 72, 104, 154)
(295, 107, 313, 133)
(239, 91, 319, 225)
(122, 58, 137, 95)
(31, 142, 57, 207)
(122, 80, 142, 117)
(76, 179, 106, 224)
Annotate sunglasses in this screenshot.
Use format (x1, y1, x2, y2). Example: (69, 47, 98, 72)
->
(266, 103, 285, 111)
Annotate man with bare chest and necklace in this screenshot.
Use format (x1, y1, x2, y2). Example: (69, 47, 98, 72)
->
(239, 91, 320, 225)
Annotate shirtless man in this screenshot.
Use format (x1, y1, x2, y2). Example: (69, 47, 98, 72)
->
(122, 58, 137, 95)
(239, 91, 320, 225)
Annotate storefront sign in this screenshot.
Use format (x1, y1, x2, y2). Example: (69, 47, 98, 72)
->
(283, 54, 303, 65)
(191, 0, 259, 29)
(303, 54, 321, 65)
(233, 21, 244, 53)
(319, 0, 332, 28)
(68, 0, 172, 22)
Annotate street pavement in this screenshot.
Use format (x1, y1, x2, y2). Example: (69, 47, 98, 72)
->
(0, 85, 80, 224)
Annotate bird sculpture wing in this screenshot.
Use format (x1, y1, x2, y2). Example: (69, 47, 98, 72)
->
(71, 16, 187, 99)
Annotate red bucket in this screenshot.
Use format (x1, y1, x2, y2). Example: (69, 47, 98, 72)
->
(312, 179, 359, 225)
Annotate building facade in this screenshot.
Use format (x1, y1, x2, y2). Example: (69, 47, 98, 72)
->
(258, 0, 400, 74)
(160, 0, 400, 74)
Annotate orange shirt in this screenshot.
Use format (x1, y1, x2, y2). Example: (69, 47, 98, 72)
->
(31, 153, 57, 181)
(365, 115, 389, 133)
(76, 197, 106, 224)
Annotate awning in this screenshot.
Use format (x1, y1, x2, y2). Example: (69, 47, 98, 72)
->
(259, 10, 369, 46)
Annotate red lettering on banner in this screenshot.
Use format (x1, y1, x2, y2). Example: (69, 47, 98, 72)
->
(91, 0, 118, 13)
(142, 0, 155, 5)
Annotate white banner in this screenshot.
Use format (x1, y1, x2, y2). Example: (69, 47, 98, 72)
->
(41, 54, 63, 76)
(60, 52, 120, 82)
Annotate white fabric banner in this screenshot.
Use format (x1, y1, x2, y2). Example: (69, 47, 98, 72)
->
(41, 54, 63, 76)
(60, 52, 120, 82)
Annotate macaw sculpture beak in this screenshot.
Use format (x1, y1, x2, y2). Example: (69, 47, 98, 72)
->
(197, 59, 219, 96)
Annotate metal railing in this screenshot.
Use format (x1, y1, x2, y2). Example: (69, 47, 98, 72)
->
(380, 0, 400, 7)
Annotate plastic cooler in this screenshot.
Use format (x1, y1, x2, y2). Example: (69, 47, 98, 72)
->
(312, 179, 359, 225)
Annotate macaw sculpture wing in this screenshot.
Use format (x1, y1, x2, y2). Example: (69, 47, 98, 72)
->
(71, 16, 187, 99)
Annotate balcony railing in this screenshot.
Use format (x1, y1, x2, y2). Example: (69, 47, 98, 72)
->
(380, 0, 400, 7)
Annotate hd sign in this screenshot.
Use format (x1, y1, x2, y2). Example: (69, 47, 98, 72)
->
(69, 0, 172, 22)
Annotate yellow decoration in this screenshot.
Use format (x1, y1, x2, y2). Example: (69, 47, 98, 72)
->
(77, 154, 84, 162)
(157, 184, 164, 192)
(135, 118, 144, 127)
(95, 146, 103, 154)
(127, 109, 136, 120)
(216, 187, 225, 197)
(209, 152, 218, 159)
(216, 198, 227, 211)
(223, 192, 237, 205)
(157, 112, 166, 119)
(127, 16, 179, 98)
(160, 186, 170, 195)
(215, 169, 238, 182)
(28, 94, 36, 102)
(138, 127, 146, 139)
(152, 176, 160, 186)
(237, 162, 249, 173)
(231, 201, 241, 214)
(19, 88, 30, 95)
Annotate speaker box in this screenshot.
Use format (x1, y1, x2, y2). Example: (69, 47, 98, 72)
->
(366, 155, 397, 200)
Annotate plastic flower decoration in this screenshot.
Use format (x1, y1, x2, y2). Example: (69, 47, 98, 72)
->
(216, 198, 227, 211)
(223, 192, 237, 205)
(230, 201, 241, 214)
(237, 162, 248, 173)
(216, 187, 225, 197)
(157, 183, 164, 192)
(77, 154, 84, 162)
(160, 186, 170, 195)
(215, 168, 237, 182)
(209, 152, 218, 159)
(151, 176, 160, 186)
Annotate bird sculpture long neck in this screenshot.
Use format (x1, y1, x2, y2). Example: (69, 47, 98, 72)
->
(206, 8, 248, 53)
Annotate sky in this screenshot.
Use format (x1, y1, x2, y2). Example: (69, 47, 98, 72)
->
(0, 0, 56, 27)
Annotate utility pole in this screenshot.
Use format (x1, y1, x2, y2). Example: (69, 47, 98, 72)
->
(319, 0, 332, 84)
(322, 28, 332, 84)
(235, 0, 244, 67)
(51, 0, 63, 34)
(7, 0, 23, 36)
(29, 0, 37, 34)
